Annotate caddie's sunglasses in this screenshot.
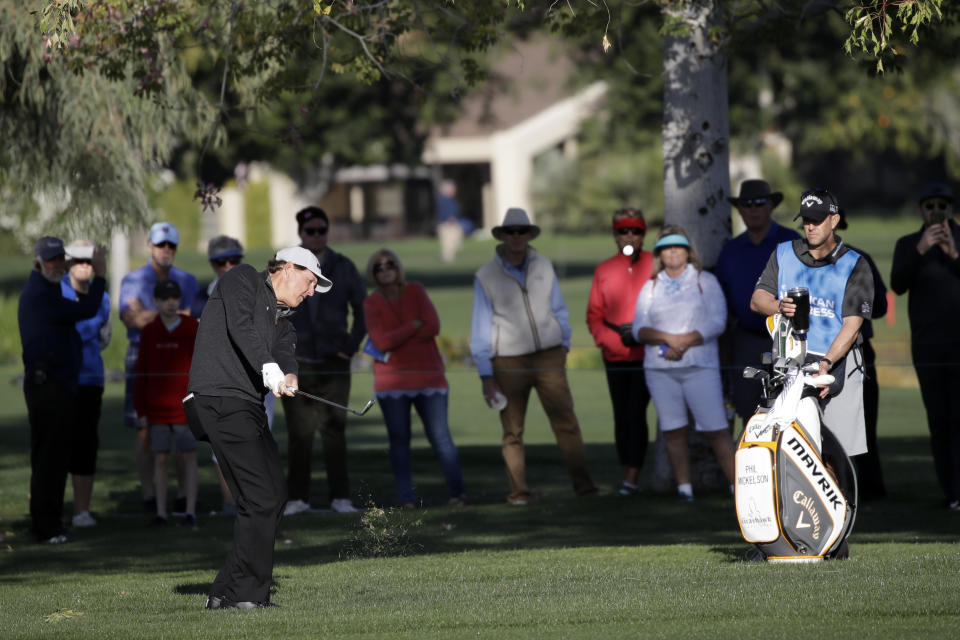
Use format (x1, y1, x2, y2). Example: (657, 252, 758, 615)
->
(741, 198, 768, 208)
(373, 260, 397, 273)
(501, 227, 531, 236)
(924, 200, 950, 211)
(155, 241, 177, 250)
(302, 226, 329, 236)
(211, 257, 242, 267)
(616, 228, 644, 236)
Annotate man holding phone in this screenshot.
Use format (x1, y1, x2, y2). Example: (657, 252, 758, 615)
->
(891, 182, 960, 511)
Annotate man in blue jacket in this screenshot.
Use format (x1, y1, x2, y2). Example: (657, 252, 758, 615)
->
(18, 237, 107, 543)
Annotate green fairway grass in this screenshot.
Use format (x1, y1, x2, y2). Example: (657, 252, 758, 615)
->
(2, 219, 957, 638)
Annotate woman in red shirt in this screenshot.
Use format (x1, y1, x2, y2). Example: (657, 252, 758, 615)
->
(586, 208, 654, 496)
(363, 249, 466, 507)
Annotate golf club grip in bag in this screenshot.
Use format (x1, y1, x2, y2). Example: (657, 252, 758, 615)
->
(735, 418, 856, 562)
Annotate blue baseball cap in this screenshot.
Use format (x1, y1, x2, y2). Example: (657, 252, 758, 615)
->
(149, 222, 179, 246)
(34, 236, 65, 260)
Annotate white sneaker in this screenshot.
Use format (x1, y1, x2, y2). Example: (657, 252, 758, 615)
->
(72, 511, 97, 527)
(283, 499, 311, 516)
(330, 498, 360, 513)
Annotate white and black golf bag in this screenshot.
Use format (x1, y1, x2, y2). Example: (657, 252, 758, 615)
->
(734, 314, 857, 562)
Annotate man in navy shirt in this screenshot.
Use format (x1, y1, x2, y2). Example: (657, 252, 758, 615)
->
(18, 237, 107, 543)
(715, 180, 800, 427)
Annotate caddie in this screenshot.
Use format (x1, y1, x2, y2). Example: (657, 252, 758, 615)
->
(749, 188, 874, 456)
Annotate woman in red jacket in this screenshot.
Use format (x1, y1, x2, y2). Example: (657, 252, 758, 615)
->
(586, 208, 654, 495)
(363, 249, 466, 507)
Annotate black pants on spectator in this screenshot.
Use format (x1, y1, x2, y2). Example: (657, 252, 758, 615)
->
(913, 341, 960, 503)
(603, 359, 651, 470)
(854, 340, 886, 499)
(281, 358, 352, 503)
(24, 377, 74, 540)
(196, 394, 286, 604)
(729, 327, 771, 423)
(70, 385, 103, 476)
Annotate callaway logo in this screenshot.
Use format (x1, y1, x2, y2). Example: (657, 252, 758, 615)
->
(801, 194, 823, 207)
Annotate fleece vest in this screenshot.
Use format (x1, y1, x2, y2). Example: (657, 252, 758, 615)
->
(476, 250, 563, 357)
(776, 242, 860, 355)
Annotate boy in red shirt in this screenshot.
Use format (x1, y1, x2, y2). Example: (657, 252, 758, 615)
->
(134, 280, 199, 526)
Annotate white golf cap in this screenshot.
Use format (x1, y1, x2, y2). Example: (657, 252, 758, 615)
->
(275, 246, 333, 293)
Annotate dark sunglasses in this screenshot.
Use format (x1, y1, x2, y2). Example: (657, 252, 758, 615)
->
(70, 258, 93, 265)
(211, 257, 242, 267)
(373, 260, 397, 273)
(302, 226, 329, 236)
(155, 241, 177, 250)
(741, 198, 768, 208)
(501, 227, 531, 236)
(924, 200, 950, 211)
(616, 228, 645, 236)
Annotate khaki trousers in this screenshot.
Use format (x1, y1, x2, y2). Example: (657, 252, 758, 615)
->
(492, 346, 596, 500)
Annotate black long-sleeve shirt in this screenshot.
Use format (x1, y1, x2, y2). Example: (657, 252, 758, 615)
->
(890, 219, 960, 346)
(18, 270, 106, 391)
(188, 264, 298, 403)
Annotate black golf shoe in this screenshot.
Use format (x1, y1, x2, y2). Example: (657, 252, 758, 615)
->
(205, 596, 278, 610)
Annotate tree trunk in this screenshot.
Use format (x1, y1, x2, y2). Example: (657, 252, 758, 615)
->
(651, 1, 731, 493)
(661, 0, 731, 268)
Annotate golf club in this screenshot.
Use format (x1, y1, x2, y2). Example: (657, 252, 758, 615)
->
(292, 388, 376, 416)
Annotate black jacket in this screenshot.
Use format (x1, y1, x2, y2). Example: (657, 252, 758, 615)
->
(890, 219, 960, 345)
(18, 270, 107, 390)
(290, 248, 366, 362)
(188, 264, 298, 403)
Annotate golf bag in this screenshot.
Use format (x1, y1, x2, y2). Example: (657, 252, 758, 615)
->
(734, 314, 857, 562)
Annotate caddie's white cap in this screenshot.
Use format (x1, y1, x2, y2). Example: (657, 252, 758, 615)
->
(275, 246, 333, 293)
(65, 240, 95, 261)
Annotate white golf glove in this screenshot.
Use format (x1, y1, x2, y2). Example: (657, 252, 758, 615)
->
(262, 363, 285, 395)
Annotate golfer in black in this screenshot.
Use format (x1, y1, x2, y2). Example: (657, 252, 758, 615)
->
(188, 246, 332, 610)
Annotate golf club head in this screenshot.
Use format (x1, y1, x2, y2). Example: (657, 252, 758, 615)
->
(352, 397, 376, 416)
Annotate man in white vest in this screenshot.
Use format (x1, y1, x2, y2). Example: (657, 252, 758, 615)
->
(470, 208, 597, 505)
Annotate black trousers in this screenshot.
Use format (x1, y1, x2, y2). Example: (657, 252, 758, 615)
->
(913, 341, 960, 503)
(24, 377, 75, 540)
(854, 340, 886, 499)
(281, 358, 352, 503)
(195, 394, 287, 603)
(603, 359, 651, 469)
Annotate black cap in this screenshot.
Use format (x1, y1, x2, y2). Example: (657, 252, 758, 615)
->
(153, 279, 182, 300)
(34, 236, 65, 260)
(918, 182, 953, 204)
(793, 188, 840, 222)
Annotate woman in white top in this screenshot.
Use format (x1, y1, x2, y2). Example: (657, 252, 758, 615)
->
(631, 226, 735, 501)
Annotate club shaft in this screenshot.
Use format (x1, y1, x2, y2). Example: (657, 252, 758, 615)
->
(292, 388, 373, 415)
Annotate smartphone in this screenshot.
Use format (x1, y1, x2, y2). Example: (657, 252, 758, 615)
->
(930, 210, 947, 225)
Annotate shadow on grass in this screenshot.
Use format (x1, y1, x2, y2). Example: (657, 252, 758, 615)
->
(1, 404, 956, 583)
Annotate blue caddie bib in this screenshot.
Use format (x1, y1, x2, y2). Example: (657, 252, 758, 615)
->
(776, 242, 860, 355)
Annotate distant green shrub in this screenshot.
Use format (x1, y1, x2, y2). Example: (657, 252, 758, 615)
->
(245, 180, 272, 250)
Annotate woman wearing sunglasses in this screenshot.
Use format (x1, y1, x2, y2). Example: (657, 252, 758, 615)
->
(363, 249, 466, 508)
(631, 226, 735, 502)
(586, 208, 654, 496)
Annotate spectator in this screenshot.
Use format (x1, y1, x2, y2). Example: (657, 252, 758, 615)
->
(586, 207, 654, 495)
(436, 179, 465, 263)
(837, 209, 889, 501)
(891, 182, 960, 510)
(631, 226, 735, 502)
(470, 208, 597, 505)
(282, 207, 366, 515)
(119, 222, 198, 513)
(190, 235, 245, 318)
(60, 240, 112, 528)
(134, 279, 200, 526)
(18, 237, 107, 543)
(715, 180, 800, 426)
(189, 246, 331, 609)
(363, 248, 467, 508)
(751, 188, 874, 461)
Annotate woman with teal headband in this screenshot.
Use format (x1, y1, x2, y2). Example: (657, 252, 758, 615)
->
(631, 225, 736, 502)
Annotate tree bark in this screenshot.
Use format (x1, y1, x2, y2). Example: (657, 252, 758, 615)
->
(661, 0, 731, 268)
